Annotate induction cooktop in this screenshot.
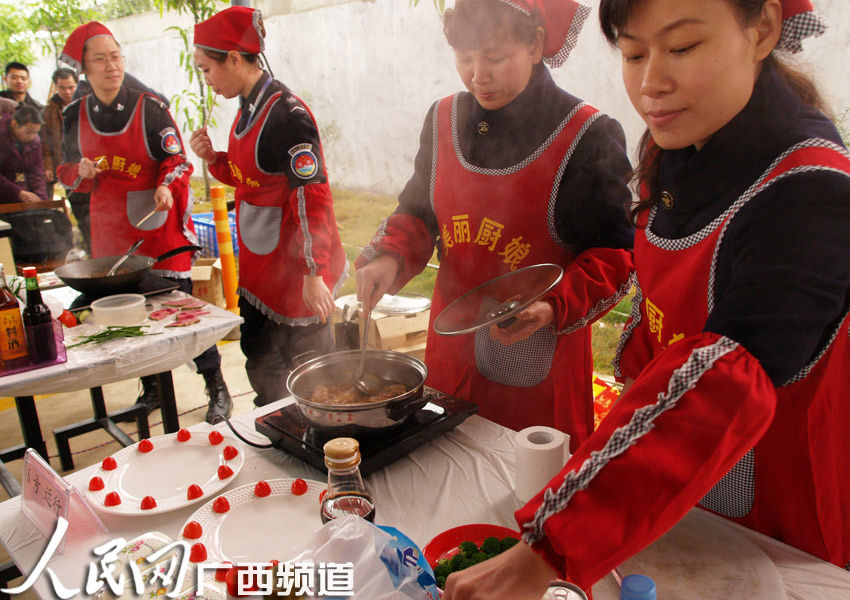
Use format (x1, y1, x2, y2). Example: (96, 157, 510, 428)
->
(255, 389, 478, 476)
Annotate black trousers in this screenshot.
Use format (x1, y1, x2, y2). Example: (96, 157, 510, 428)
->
(238, 296, 333, 405)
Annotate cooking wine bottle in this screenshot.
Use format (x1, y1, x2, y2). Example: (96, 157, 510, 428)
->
(320, 437, 375, 523)
(22, 267, 57, 364)
(0, 263, 28, 371)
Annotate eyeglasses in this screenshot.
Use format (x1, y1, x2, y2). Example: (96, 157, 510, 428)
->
(86, 54, 125, 68)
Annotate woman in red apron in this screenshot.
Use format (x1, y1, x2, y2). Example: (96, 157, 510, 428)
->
(189, 7, 347, 407)
(444, 1, 850, 598)
(355, 0, 635, 450)
(57, 22, 232, 424)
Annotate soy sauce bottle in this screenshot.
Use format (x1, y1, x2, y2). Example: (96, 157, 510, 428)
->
(22, 267, 57, 364)
(320, 437, 375, 523)
(0, 263, 28, 370)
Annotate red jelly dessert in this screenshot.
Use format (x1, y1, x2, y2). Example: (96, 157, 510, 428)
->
(254, 480, 271, 497)
(212, 496, 230, 513)
(182, 521, 203, 539)
(189, 543, 207, 563)
(291, 479, 308, 496)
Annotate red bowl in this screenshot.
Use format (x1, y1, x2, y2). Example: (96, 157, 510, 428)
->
(423, 523, 520, 568)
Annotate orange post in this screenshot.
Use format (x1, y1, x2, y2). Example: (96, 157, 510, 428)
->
(210, 186, 239, 311)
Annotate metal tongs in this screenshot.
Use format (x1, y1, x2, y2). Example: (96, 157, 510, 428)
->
(106, 238, 144, 277)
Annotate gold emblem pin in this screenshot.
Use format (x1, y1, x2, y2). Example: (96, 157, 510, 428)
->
(477, 121, 490, 136)
(661, 191, 674, 209)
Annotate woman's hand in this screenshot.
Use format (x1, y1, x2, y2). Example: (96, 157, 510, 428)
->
(355, 254, 400, 312)
(78, 157, 102, 180)
(488, 300, 554, 345)
(153, 185, 173, 211)
(189, 127, 218, 163)
(443, 541, 556, 600)
(303, 275, 334, 323)
(17, 190, 41, 203)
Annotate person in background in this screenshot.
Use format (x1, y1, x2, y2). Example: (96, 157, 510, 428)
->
(56, 22, 233, 424)
(355, 0, 634, 450)
(443, 1, 850, 598)
(0, 104, 46, 204)
(42, 69, 91, 254)
(0, 98, 15, 119)
(189, 6, 348, 407)
(1, 62, 44, 111)
(0, 104, 73, 264)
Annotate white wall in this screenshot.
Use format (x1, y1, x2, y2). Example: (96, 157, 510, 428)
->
(27, 0, 850, 196)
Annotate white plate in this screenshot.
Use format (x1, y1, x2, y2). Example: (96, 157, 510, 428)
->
(591, 510, 786, 599)
(85, 430, 245, 515)
(179, 478, 325, 564)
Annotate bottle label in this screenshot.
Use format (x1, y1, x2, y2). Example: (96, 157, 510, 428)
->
(0, 308, 28, 360)
(26, 276, 38, 292)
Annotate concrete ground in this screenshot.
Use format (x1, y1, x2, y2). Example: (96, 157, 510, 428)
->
(0, 337, 255, 594)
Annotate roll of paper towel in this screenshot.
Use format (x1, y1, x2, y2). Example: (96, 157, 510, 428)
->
(515, 426, 570, 503)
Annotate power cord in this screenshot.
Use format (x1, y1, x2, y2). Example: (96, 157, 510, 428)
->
(221, 414, 273, 449)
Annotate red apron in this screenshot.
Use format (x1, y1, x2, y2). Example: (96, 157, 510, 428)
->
(426, 95, 600, 447)
(79, 92, 193, 275)
(620, 140, 850, 564)
(226, 91, 346, 323)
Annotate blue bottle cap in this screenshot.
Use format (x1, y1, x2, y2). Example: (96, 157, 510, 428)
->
(619, 574, 656, 600)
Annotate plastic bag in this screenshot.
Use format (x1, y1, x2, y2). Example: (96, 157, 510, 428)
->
(299, 515, 439, 600)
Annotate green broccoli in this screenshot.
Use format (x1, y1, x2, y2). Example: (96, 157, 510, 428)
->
(449, 553, 467, 571)
(436, 575, 447, 589)
(458, 540, 478, 556)
(480, 536, 501, 555)
(470, 551, 489, 564)
(499, 536, 519, 552)
(434, 560, 451, 580)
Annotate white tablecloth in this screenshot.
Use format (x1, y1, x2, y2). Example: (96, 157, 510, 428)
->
(1, 399, 848, 599)
(0, 291, 242, 397)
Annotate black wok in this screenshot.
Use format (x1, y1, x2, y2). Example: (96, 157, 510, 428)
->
(54, 245, 201, 296)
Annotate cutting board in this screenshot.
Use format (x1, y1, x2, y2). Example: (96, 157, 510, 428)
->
(592, 510, 786, 599)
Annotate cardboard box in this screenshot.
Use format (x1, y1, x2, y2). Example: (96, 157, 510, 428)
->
(191, 257, 225, 308)
(360, 309, 429, 359)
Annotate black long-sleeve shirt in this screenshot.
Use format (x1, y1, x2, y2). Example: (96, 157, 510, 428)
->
(651, 63, 850, 384)
(231, 72, 327, 188)
(60, 86, 182, 166)
(397, 63, 635, 256)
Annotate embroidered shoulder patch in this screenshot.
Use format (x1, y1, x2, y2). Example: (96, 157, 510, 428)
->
(160, 127, 181, 154)
(288, 143, 318, 179)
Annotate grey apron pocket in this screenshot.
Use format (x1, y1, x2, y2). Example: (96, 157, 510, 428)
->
(474, 326, 557, 387)
(127, 189, 167, 230)
(239, 202, 281, 255)
(699, 448, 755, 518)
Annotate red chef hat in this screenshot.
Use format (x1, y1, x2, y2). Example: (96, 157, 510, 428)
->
(778, 0, 826, 53)
(497, 0, 590, 68)
(194, 6, 266, 55)
(60, 22, 115, 74)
